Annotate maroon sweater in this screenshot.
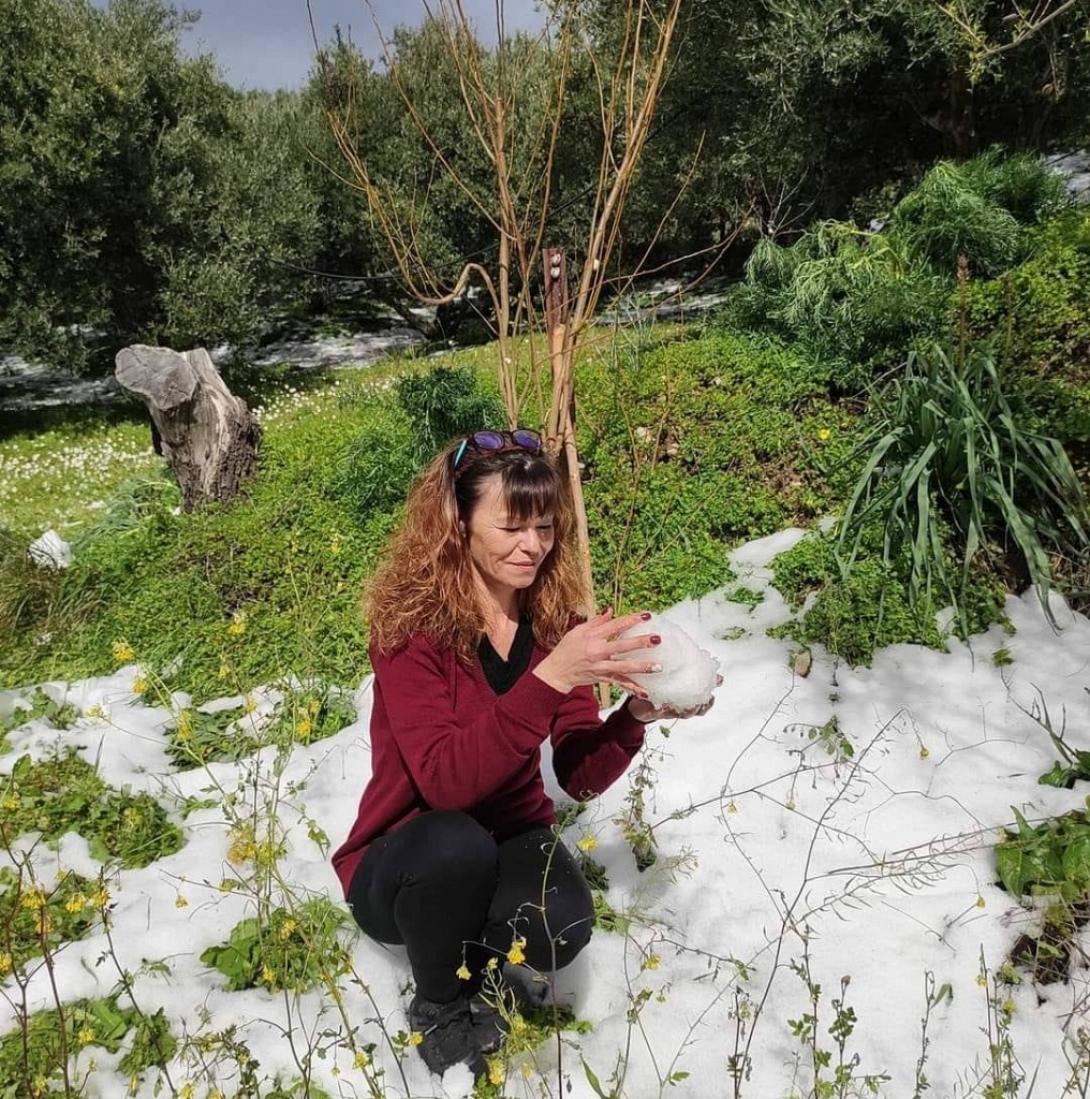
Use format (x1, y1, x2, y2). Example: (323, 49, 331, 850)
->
(331, 632, 647, 898)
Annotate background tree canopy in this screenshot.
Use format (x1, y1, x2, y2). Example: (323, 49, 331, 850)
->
(1, 0, 1088, 372)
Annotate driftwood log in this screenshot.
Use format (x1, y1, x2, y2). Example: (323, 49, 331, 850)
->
(114, 344, 261, 511)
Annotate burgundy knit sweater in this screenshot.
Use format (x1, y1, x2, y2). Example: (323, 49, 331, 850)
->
(331, 632, 647, 898)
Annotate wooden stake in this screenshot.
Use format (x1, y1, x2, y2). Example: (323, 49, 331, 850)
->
(544, 248, 609, 707)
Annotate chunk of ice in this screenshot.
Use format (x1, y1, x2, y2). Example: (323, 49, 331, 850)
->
(615, 612, 719, 710)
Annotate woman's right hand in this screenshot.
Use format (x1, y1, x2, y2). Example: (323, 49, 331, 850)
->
(532, 608, 661, 697)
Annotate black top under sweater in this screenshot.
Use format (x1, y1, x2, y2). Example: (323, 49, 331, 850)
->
(477, 614, 535, 695)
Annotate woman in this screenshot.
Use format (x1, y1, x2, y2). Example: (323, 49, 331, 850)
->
(331, 429, 715, 1079)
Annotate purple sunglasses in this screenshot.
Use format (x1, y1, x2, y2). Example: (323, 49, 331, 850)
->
(452, 429, 543, 470)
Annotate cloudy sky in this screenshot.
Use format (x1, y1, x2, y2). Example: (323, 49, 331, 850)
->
(161, 1, 546, 89)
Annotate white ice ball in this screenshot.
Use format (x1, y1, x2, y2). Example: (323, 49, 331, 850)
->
(615, 612, 720, 710)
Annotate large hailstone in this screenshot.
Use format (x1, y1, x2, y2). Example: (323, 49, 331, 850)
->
(615, 612, 720, 710)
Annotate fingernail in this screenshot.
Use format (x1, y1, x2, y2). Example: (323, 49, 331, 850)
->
(649, 663, 662, 672)
(641, 612, 652, 620)
(650, 635, 661, 645)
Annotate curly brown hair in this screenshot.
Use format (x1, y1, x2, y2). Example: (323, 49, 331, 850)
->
(364, 437, 589, 662)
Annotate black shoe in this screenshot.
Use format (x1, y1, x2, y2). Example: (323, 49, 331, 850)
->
(408, 993, 488, 1079)
(468, 992, 506, 1053)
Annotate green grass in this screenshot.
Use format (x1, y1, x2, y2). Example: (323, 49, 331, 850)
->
(0, 318, 1030, 694)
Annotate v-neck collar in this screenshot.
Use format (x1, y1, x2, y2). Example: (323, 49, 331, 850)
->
(477, 614, 534, 695)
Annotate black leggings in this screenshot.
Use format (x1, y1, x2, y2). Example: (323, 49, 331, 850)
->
(346, 811, 594, 1003)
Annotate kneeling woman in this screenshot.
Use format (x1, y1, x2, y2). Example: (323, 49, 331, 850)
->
(332, 430, 713, 1079)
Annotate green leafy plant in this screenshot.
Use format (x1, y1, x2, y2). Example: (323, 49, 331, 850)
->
(0, 749, 184, 869)
(833, 316, 1090, 642)
(201, 898, 349, 992)
(995, 808, 1090, 901)
(0, 867, 100, 971)
(0, 993, 175, 1098)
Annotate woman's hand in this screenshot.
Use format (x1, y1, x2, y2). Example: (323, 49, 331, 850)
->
(533, 608, 662, 696)
(625, 674, 723, 723)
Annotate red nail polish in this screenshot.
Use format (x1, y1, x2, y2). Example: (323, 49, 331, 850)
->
(641, 612, 652, 620)
(650, 635, 661, 645)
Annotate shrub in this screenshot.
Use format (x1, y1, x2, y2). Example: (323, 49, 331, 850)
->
(831, 321, 1090, 640)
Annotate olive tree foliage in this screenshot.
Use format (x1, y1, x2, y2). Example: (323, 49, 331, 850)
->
(566, 0, 1090, 256)
(0, 0, 321, 371)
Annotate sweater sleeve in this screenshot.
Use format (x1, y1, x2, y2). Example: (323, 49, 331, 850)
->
(550, 686, 647, 802)
(372, 636, 568, 812)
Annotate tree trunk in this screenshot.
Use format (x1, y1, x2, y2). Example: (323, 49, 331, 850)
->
(114, 344, 261, 511)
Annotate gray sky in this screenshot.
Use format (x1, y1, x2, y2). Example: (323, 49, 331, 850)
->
(166, 1, 546, 90)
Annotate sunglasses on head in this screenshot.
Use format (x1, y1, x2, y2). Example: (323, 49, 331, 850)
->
(452, 429, 543, 470)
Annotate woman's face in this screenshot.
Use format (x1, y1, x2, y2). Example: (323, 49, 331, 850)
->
(464, 474, 555, 594)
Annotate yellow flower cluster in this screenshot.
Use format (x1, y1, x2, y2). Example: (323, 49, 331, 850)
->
(576, 834, 598, 852)
(0, 952, 12, 975)
(176, 710, 193, 740)
(175, 895, 189, 909)
(506, 938, 527, 966)
(642, 953, 661, 971)
(353, 1050, 370, 1070)
(278, 918, 297, 941)
(84, 703, 104, 719)
(111, 640, 134, 663)
(488, 1058, 505, 1086)
(131, 676, 147, 695)
(262, 965, 276, 985)
(817, 427, 832, 441)
(456, 963, 472, 980)
(1, 794, 18, 812)
(78, 1026, 96, 1045)
(407, 1031, 423, 1047)
(21, 887, 46, 911)
(227, 610, 248, 637)
(65, 893, 87, 914)
(295, 716, 312, 739)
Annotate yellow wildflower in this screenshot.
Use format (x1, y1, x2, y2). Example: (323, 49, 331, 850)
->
(488, 1058, 505, 1086)
(176, 710, 192, 740)
(576, 834, 598, 853)
(642, 953, 661, 971)
(175, 894, 189, 909)
(93, 886, 110, 907)
(919, 745, 930, 759)
(21, 888, 46, 910)
(112, 640, 135, 663)
(84, 704, 104, 719)
(506, 938, 527, 966)
(227, 610, 247, 637)
(218, 878, 239, 892)
(976, 973, 988, 987)
(353, 1050, 370, 1070)
(65, 893, 87, 914)
(510, 1013, 528, 1035)
(242, 696, 257, 715)
(262, 965, 276, 985)
(131, 676, 148, 695)
(0, 952, 12, 974)
(976, 895, 986, 908)
(179, 1084, 195, 1099)
(296, 716, 312, 739)
(456, 963, 472, 981)
(32, 1076, 48, 1097)
(727, 800, 738, 814)
(486, 956, 499, 970)
(1, 795, 18, 811)
(330, 538, 342, 555)
(78, 1026, 96, 1045)
(307, 697, 321, 715)
(279, 919, 297, 941)
(817, 428, 831, 441)
(407, 1031, 424, 1047)
(217, 661, 231, 679)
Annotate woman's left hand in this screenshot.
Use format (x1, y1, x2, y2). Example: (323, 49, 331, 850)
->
(626, 675, 723, 723)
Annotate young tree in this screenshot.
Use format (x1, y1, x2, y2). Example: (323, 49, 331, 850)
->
(315, 0, 696, 613)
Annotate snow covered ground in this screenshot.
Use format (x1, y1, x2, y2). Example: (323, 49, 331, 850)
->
(1, 524, 1088, 1098)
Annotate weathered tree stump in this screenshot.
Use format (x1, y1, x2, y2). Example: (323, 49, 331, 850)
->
(114, 344, 261, 511)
